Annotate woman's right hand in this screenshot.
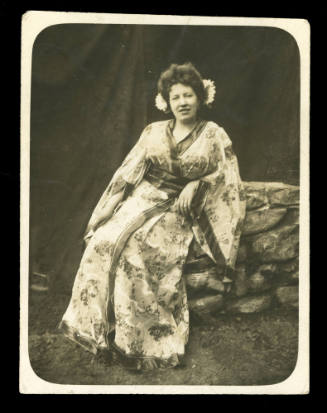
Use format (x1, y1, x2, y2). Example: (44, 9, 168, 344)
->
(85, 220, 97, 235)
(84, 225, 95, 247)
(84, 190, 125, 244)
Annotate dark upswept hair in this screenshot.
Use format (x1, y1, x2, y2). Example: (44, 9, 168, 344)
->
(157, 62, 206, 111)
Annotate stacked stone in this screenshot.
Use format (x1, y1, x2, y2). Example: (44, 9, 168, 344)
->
(186, 182, 300, 318)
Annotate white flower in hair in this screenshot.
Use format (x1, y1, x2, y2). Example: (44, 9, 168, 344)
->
(155, 93, 168, 112)
(203, 79, 216, 106)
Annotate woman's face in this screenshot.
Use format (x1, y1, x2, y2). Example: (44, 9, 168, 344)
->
(169, 83, 200, 124)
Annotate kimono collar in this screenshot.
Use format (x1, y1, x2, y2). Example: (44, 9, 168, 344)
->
(166, 119, 207, 157)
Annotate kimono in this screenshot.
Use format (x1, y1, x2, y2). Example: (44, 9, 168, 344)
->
(59, 119, 246, 370)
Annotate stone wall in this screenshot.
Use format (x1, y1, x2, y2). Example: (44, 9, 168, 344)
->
(186, 182, 299, 319)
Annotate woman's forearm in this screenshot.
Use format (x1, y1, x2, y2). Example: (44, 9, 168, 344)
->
(99, 190, 124, 220)
(90, 190, 124, 228)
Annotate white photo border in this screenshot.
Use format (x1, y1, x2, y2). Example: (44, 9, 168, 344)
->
(20, 11, 310, 394)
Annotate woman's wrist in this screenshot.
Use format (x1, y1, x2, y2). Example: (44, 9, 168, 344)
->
(84, 190, 125, 241)
(84, 228, 94, 241)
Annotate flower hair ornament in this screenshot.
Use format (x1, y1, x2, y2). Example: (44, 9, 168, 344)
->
(155, 79, 216, 112)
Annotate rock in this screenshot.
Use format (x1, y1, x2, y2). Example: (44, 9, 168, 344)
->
(290, 271, 299, 282)
(275, 271, 299, 286)
(266, 183, 299, 207)
(248, 224, 299, 262)
(243, 182, 299, 210)
(278, 259, 299, 274)
(258, 263, 278, 275)
(189, 294, 225, 315)
(282, 207, 299, 226)
(243, 182, 269, 210)
(275, 286, 298, 309)
(185, 268, 225, 294)
(275, 259, 299, 285)
(247, 271, 272, 292)
(232, 264, 248, 297)
(226, 294, 272, 314)
(243, 207, 287, 235)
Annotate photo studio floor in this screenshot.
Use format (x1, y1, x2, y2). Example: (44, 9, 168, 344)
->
(28, 290, 298, 386)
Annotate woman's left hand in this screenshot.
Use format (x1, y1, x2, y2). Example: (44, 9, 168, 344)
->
(177, 180, 200, 220)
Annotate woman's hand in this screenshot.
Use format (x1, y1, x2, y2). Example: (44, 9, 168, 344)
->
(83, 225, 95, 247)
(85, 221, 96, 236)
(84, 190, 125, 241)
(177, 180, 200, 220)
(84, 235, 92, 248)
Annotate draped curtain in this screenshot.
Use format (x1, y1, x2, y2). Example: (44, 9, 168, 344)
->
(30, 24, 300, 292)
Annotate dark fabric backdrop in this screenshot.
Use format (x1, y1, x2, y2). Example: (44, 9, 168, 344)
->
(30, 24, 300, 292)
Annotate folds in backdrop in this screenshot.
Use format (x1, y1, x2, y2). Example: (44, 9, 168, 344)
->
(30, 24, 300, 292)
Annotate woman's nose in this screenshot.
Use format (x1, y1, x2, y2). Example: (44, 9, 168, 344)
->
(179, 96, 186, 105)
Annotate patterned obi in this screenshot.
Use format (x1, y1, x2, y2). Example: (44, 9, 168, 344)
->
(144, 163, 192, 197)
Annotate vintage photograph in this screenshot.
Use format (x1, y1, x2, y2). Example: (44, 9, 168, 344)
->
(20, 13, 309, 394)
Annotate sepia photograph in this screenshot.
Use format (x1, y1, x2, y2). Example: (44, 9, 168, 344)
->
(20, 12, 310, 394)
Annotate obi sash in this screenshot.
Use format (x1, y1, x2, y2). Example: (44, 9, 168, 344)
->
(144, 163, 191, 196)
(144, 163, 210, 218)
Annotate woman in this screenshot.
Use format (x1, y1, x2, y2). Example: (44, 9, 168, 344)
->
(59, 62, 246, 370)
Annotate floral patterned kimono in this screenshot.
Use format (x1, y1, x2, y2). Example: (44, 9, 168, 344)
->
(59, 119, 246, 370)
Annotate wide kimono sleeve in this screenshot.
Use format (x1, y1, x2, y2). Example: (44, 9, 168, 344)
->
(85, 124, 152, 232)
(191, 125, 246, 271)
